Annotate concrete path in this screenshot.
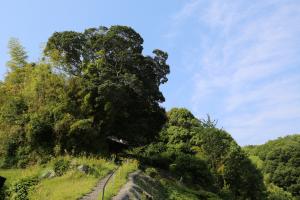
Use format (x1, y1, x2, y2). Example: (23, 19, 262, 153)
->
(80, 173, 113, 200)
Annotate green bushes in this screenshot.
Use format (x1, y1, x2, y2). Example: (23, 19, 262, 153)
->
(0, 185, 7, 200)
(170, 153, 214, 187)
(134, 145, 215, 191)
(53, 159, 70, 176)
(9, 177, 39, 200)
(26, 112, 54, 150)
(267, 184, 294, 200)
(145, 167, 158, 178)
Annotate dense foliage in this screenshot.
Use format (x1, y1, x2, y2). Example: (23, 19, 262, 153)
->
(0, 26, 169, 168)
(245, 135, 300, 199)
(133, 108, 266, 199)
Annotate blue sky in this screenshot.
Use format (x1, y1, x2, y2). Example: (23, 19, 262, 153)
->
(1, 0, 300, 145)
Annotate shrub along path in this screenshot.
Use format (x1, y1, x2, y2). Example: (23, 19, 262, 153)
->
(80, 172, 114, 200)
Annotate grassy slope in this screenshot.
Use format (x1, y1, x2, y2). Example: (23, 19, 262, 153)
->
(29, 170, 98, 200)
(0, 156, 115, 200)
(149, 175, 221, 200)
(1, 158, 221, 200)
(104, 166, 221, 200)
(0, 165, 44, 186)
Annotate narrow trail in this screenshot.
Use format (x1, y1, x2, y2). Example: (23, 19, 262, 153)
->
(80, 173, 113, 200)
(111, 170, 142, 200)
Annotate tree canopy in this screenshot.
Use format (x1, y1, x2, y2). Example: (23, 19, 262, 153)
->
(6, 38, 28, 70)
(44, 26, 169, 146)
(0, 26, 170, 167)
(245, 135, 300, 199)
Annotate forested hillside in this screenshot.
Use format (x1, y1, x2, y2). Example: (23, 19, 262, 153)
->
(132, 108, 266, 199)
(0, 26, 299, 200)
(245, 135, 300, 199)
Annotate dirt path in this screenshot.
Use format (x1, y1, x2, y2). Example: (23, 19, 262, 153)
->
(80, 173, 114, 200)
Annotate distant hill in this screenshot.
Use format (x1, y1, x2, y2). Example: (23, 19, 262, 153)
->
(244, 134, 300, 199)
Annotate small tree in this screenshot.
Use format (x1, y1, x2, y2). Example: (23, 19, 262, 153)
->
(6, 38, 28, 70)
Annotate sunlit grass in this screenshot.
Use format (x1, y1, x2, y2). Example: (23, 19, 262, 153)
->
(0, 165, 43, 186)
(0, 155, 116, 200)
(49, 155, 116, 178)
(28, 170, 98, 200)
(28, 156, 115, 200)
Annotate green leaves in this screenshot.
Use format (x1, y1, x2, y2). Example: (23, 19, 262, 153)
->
(44, 26, 169, 146)
(6, 38, 28, 70)
(245, 135, 300, 198)
(1, 25, 170, 168)
(10, 176, 39, 200)
(26, 112, 54, 149)
(151, 108, 266, 199)
(44, 31, 86, 75)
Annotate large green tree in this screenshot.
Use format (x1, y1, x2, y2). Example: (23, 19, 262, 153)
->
(44, 26, 170, 146)
(0, 26, 170, 168)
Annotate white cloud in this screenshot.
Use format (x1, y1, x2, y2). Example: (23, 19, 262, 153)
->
(172, 0, 201, 22)
(166, 0, 300, 145)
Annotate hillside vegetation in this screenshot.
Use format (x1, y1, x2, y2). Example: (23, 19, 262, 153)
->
(0, 25, 299, 200)
(245, 135, 300, 199)
(0, 156, 115, 200)
(129, 108, 265, 199)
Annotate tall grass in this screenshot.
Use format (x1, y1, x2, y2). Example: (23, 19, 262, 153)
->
(99, 160, 138, 200)
(0, 165, 44, 186)
(28, 156, 115, 200)
(29, 170, 98, 200)
(49, 155, 116, 178)
(1, 156, 116, 200)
